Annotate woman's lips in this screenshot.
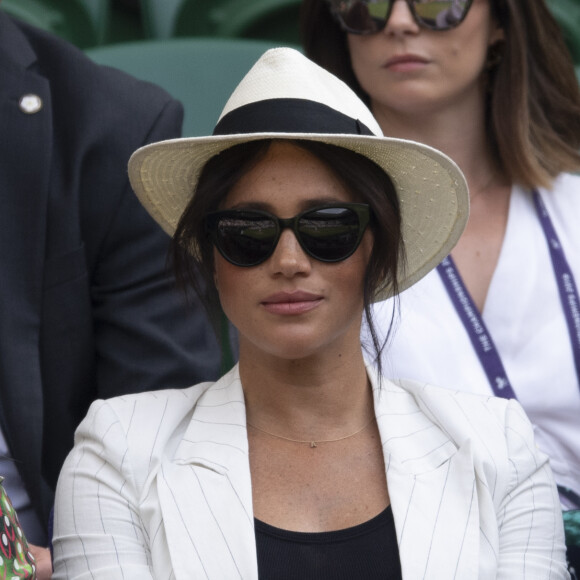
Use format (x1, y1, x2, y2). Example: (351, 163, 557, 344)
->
(384, 54, 429, 72)
(261, 291, 323, 315)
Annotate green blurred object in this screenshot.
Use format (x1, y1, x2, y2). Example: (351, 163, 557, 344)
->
(140, 0, 183, 39)
(1, 0, 110, 47)
(564, 511, 580, 578)
(176, 0, 302, 44)
(547, 0, 580, 64)
(81, 0, 111, 43)
(564, 510, 580, 547)
(108, 0, 145, 44)
(141, 0, 301, 44)
(85, 37, 299, 136)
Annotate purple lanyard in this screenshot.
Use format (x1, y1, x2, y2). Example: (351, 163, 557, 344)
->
(437, 255, 516, 398)
(436, 189, 580, 399)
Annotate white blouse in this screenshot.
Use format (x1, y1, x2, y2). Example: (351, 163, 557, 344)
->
(365, 173, 580, 507)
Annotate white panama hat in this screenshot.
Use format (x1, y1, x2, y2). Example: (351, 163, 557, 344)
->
(128, 47, 469, 300)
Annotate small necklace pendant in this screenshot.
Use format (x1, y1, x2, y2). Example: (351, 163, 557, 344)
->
(310, 441, 317, 448)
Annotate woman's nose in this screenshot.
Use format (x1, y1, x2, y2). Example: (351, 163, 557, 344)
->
(268, 229, 312, 277)
(383, 0, 421, 36)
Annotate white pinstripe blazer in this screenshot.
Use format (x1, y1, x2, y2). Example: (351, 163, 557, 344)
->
(52, 365, 569, 579)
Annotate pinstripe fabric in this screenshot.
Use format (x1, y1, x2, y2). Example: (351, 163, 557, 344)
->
(52, 365, 569, 579)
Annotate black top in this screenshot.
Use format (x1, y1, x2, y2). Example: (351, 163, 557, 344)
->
(255, 505, 402, 580)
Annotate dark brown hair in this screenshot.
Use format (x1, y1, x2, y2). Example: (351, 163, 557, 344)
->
(300, 0, 580, 188)
(172, 139, 404, 373)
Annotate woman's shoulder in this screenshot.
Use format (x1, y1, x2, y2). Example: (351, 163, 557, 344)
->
(382, 374, 512, 414)
(369, 363, 519, 440)
(91, 380, 215, 421)
(384, 376, 534, 449)
(378, 369, 510, 416)
(67, 366, 244, 486)
(80, 365, 242, 437)
(536, 172, 580, 244)
(542, 172, 580, 204)
(383, 377, 547, 485)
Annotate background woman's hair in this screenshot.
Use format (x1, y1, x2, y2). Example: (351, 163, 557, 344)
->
(299, 0, 580, 189)
(171, 139, 404, 376)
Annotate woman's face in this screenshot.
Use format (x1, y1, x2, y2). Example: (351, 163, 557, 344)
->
(347, 0, 504, 116)
(214, 141, 373, 362)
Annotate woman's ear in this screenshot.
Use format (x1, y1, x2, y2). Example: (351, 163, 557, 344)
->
(489, 20, 505, 46)
(485, 13, 505, 71)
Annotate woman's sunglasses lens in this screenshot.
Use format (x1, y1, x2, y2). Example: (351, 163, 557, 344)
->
(299, 207, 361, 261)
(334, 0, 470, 33)
(413, 0, 470, 30)
(339, 1, 391, 34)
(216, 216, 277, 265)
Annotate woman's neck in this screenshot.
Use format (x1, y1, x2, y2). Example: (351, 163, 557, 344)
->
(238, 341, 373, 438)
(370, 91, 503, 198)
(371, 93, 512, 312)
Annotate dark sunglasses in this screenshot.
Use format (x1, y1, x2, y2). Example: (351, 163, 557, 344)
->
(205, 204, 371, 267)
(328, 0, 474, 34)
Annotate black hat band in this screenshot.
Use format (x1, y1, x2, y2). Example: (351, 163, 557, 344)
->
(213, 98, 374, 137)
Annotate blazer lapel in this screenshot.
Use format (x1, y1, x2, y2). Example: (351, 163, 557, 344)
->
(156, 367, 259, 579)
(156, 366, 485, 578)
(372, 374, 481, 579)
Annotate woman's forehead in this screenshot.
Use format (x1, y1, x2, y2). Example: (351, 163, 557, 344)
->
(221, 142, 357, 213)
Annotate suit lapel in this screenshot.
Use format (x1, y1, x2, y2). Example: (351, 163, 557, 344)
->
(156, 367, 259, 579)
(0, 12, 53, 517)
(372, 374, 481, 578)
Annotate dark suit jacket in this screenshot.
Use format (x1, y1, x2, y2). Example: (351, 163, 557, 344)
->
(0, 11, 221, 542)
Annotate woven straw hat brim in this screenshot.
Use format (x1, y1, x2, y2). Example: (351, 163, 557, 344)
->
(129, 131, 468, 301)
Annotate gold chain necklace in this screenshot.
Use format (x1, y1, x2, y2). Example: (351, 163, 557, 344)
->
(247, 416, 376, 448)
